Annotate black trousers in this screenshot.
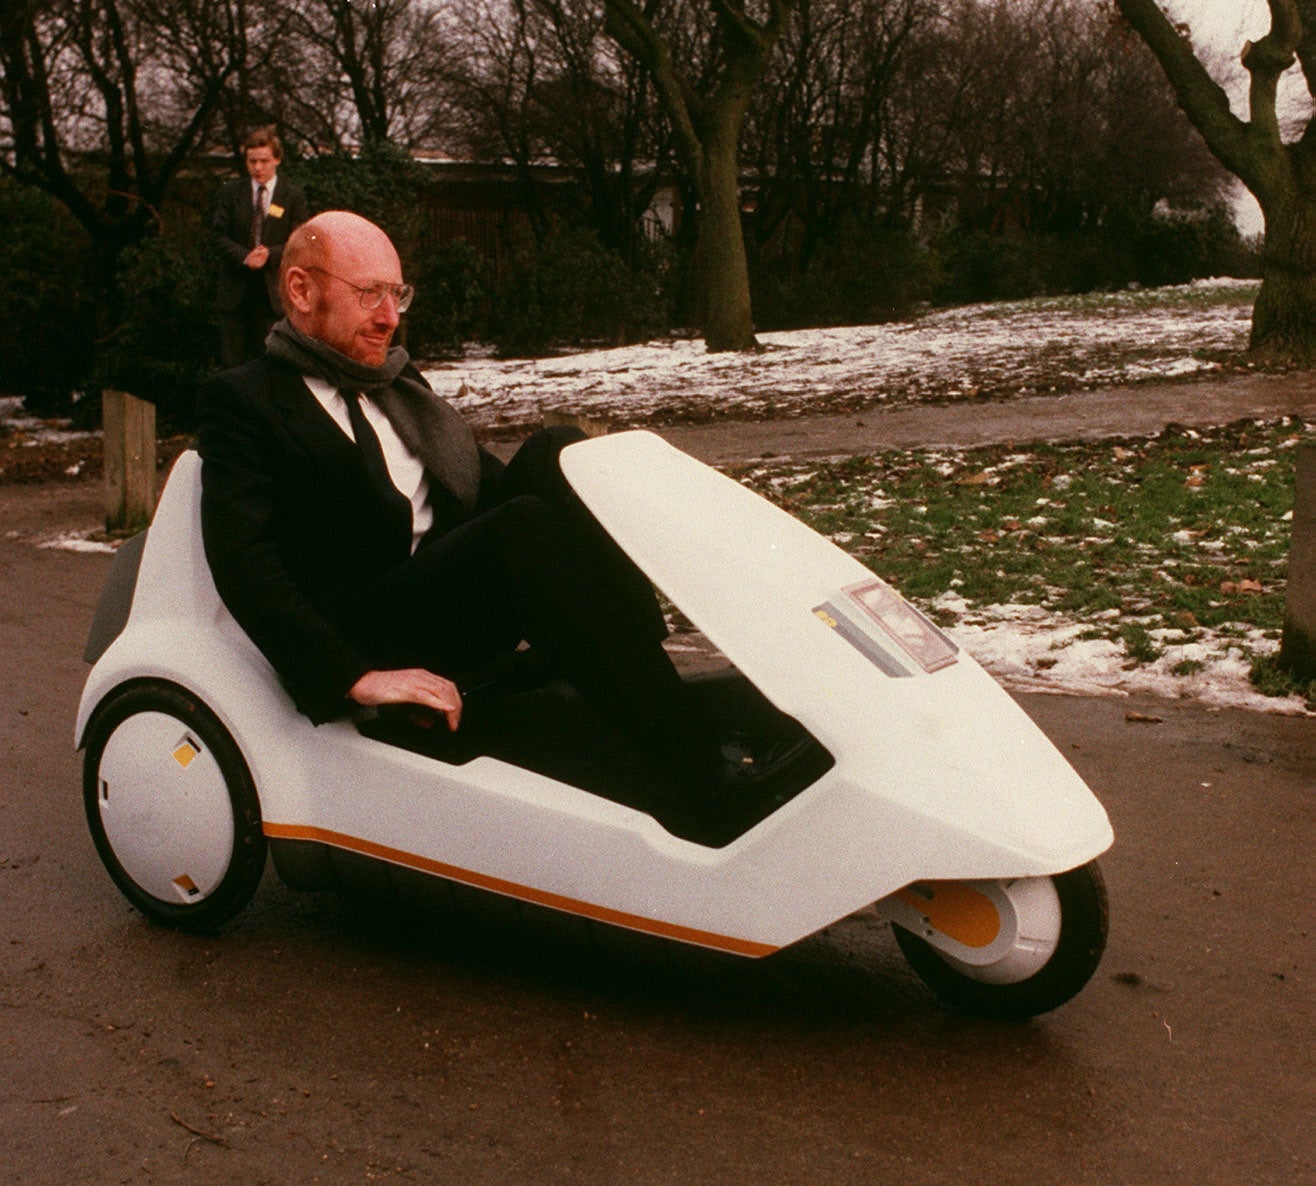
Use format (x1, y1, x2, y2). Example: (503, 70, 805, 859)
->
(217, 278, 277, 369)
(337, 429, 705, 781)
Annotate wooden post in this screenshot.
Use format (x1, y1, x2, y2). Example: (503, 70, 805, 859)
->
(103, 389, 157, 532)
(1279, 440, 1316, 682)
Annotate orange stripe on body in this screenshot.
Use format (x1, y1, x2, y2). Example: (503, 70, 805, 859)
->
(263, 821, 778, 958)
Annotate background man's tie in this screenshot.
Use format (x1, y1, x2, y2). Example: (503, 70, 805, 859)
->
(251, 183, 267, 246)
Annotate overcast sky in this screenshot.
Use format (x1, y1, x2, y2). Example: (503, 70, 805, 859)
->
(1165, 1, 1270, 50)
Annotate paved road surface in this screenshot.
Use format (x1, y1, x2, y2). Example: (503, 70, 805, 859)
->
(1, 472, 1311, 1185)
(657, 370, 1316, 465)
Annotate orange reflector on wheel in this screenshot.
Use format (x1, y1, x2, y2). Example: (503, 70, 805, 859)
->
(173, 874, 199, 896)
(895, 881, 1001, 948)
(172, 740, 199, 769)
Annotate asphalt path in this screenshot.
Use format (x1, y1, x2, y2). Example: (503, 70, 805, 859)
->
(1, 384, 1313, 1184)
(657, 369, 1316, 465)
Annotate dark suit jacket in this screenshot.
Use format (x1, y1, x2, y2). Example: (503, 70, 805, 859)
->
(212, 175, 309, 313)
(197, 356, 503, 722)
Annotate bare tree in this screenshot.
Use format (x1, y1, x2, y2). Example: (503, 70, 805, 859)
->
(1116, 0, 1316, 360)
(225, 0, 457, 154)
(201, 0, 298, 159)
(525, 0, 671, 261)
(930, 0, 1222, 235)
(744, 0, 928, 264)
(446, 0, 555, 236)
(0, 0, 246, 333)
(736, 0, 1223, 317)
(603, 0, 796, 351)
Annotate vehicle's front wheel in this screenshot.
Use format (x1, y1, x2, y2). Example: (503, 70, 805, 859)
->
(83, 680, 265, 930)
(888, 862, 1108, 1019)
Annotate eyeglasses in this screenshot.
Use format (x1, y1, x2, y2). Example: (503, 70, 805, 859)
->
(305, 265, 414, 313)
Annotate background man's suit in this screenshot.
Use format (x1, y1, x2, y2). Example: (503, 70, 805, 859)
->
(212, 176, 308, 367)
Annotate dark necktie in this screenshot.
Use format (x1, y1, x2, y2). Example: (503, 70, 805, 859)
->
(251, 184, 266, 246)
(343, 390, 413, 545)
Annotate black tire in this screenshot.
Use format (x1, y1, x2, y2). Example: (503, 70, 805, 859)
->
(82, 680, 266, 930)
(892, 861, 1109, 1020)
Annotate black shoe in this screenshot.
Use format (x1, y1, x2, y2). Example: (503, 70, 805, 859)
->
(651, 728, 831, 848)
(720, 728, 818, 786)
(714, 729, 828, 825)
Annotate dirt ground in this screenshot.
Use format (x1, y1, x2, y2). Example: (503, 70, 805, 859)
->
(1, 374, 1313, 1185)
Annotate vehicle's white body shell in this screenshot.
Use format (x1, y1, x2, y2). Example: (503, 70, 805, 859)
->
(76, 434, 1112, 956)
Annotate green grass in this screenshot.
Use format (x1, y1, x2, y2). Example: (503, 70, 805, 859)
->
(730, 416, 1313, 701)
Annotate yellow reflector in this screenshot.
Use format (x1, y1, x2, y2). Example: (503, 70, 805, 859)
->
(895, 881, 1001, 949)
(172, 741, 199, 769)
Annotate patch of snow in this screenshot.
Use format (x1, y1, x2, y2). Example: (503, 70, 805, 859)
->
(38, 534, 117, 554)
(427, 280, 1255, 432)
(936, 600, 1311, 716)
(3, 406, 97, 446)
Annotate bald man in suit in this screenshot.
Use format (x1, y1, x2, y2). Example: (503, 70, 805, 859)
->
(197, 211, 820, 846)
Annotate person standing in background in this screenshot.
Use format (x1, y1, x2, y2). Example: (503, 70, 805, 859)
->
(213, 129, 309, 368)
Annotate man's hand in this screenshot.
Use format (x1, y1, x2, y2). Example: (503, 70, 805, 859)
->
(244, 245, 271, 269)
(348, 669, 463, 732)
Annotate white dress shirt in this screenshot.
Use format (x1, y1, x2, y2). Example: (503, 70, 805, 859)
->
(303, 375, 434, 551)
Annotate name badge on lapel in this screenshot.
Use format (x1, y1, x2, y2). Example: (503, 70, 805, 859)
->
(268, 203, 285, 219)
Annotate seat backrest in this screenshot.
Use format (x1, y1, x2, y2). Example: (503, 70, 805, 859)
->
(126, 449, 229, 627)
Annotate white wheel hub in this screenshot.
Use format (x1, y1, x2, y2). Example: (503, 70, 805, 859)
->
(878, 876, 1063, 984)
(94, 711, 235, 904)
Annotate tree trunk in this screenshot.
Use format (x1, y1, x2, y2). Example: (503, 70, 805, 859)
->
(1114, 0, 1316, 364)
(89, 225, 145, 362)
(696, 124, 758, 352)
(601, 0, 792, 354)
(1252, 195, 1316, 362)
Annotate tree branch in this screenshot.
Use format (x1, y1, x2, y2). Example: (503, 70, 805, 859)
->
(602, 0, 702, 169)
(1241, 0, 1300, 151)
(1293, 0, 1316, 100)
(1114, 0, 1258, 188)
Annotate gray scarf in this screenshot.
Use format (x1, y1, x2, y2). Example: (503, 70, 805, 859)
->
(266, 319, 481, 512)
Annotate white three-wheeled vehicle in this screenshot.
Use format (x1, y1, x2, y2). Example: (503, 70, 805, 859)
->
(77, 431, 1112, 1018)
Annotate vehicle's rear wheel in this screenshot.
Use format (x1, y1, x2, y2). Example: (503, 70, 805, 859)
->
(889, 861, 1108, 1019)
(83, 680, 265, 930)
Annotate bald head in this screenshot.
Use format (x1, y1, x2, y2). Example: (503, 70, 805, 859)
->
(281, 210, 405, 366)
(280, 211, 397, 308)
